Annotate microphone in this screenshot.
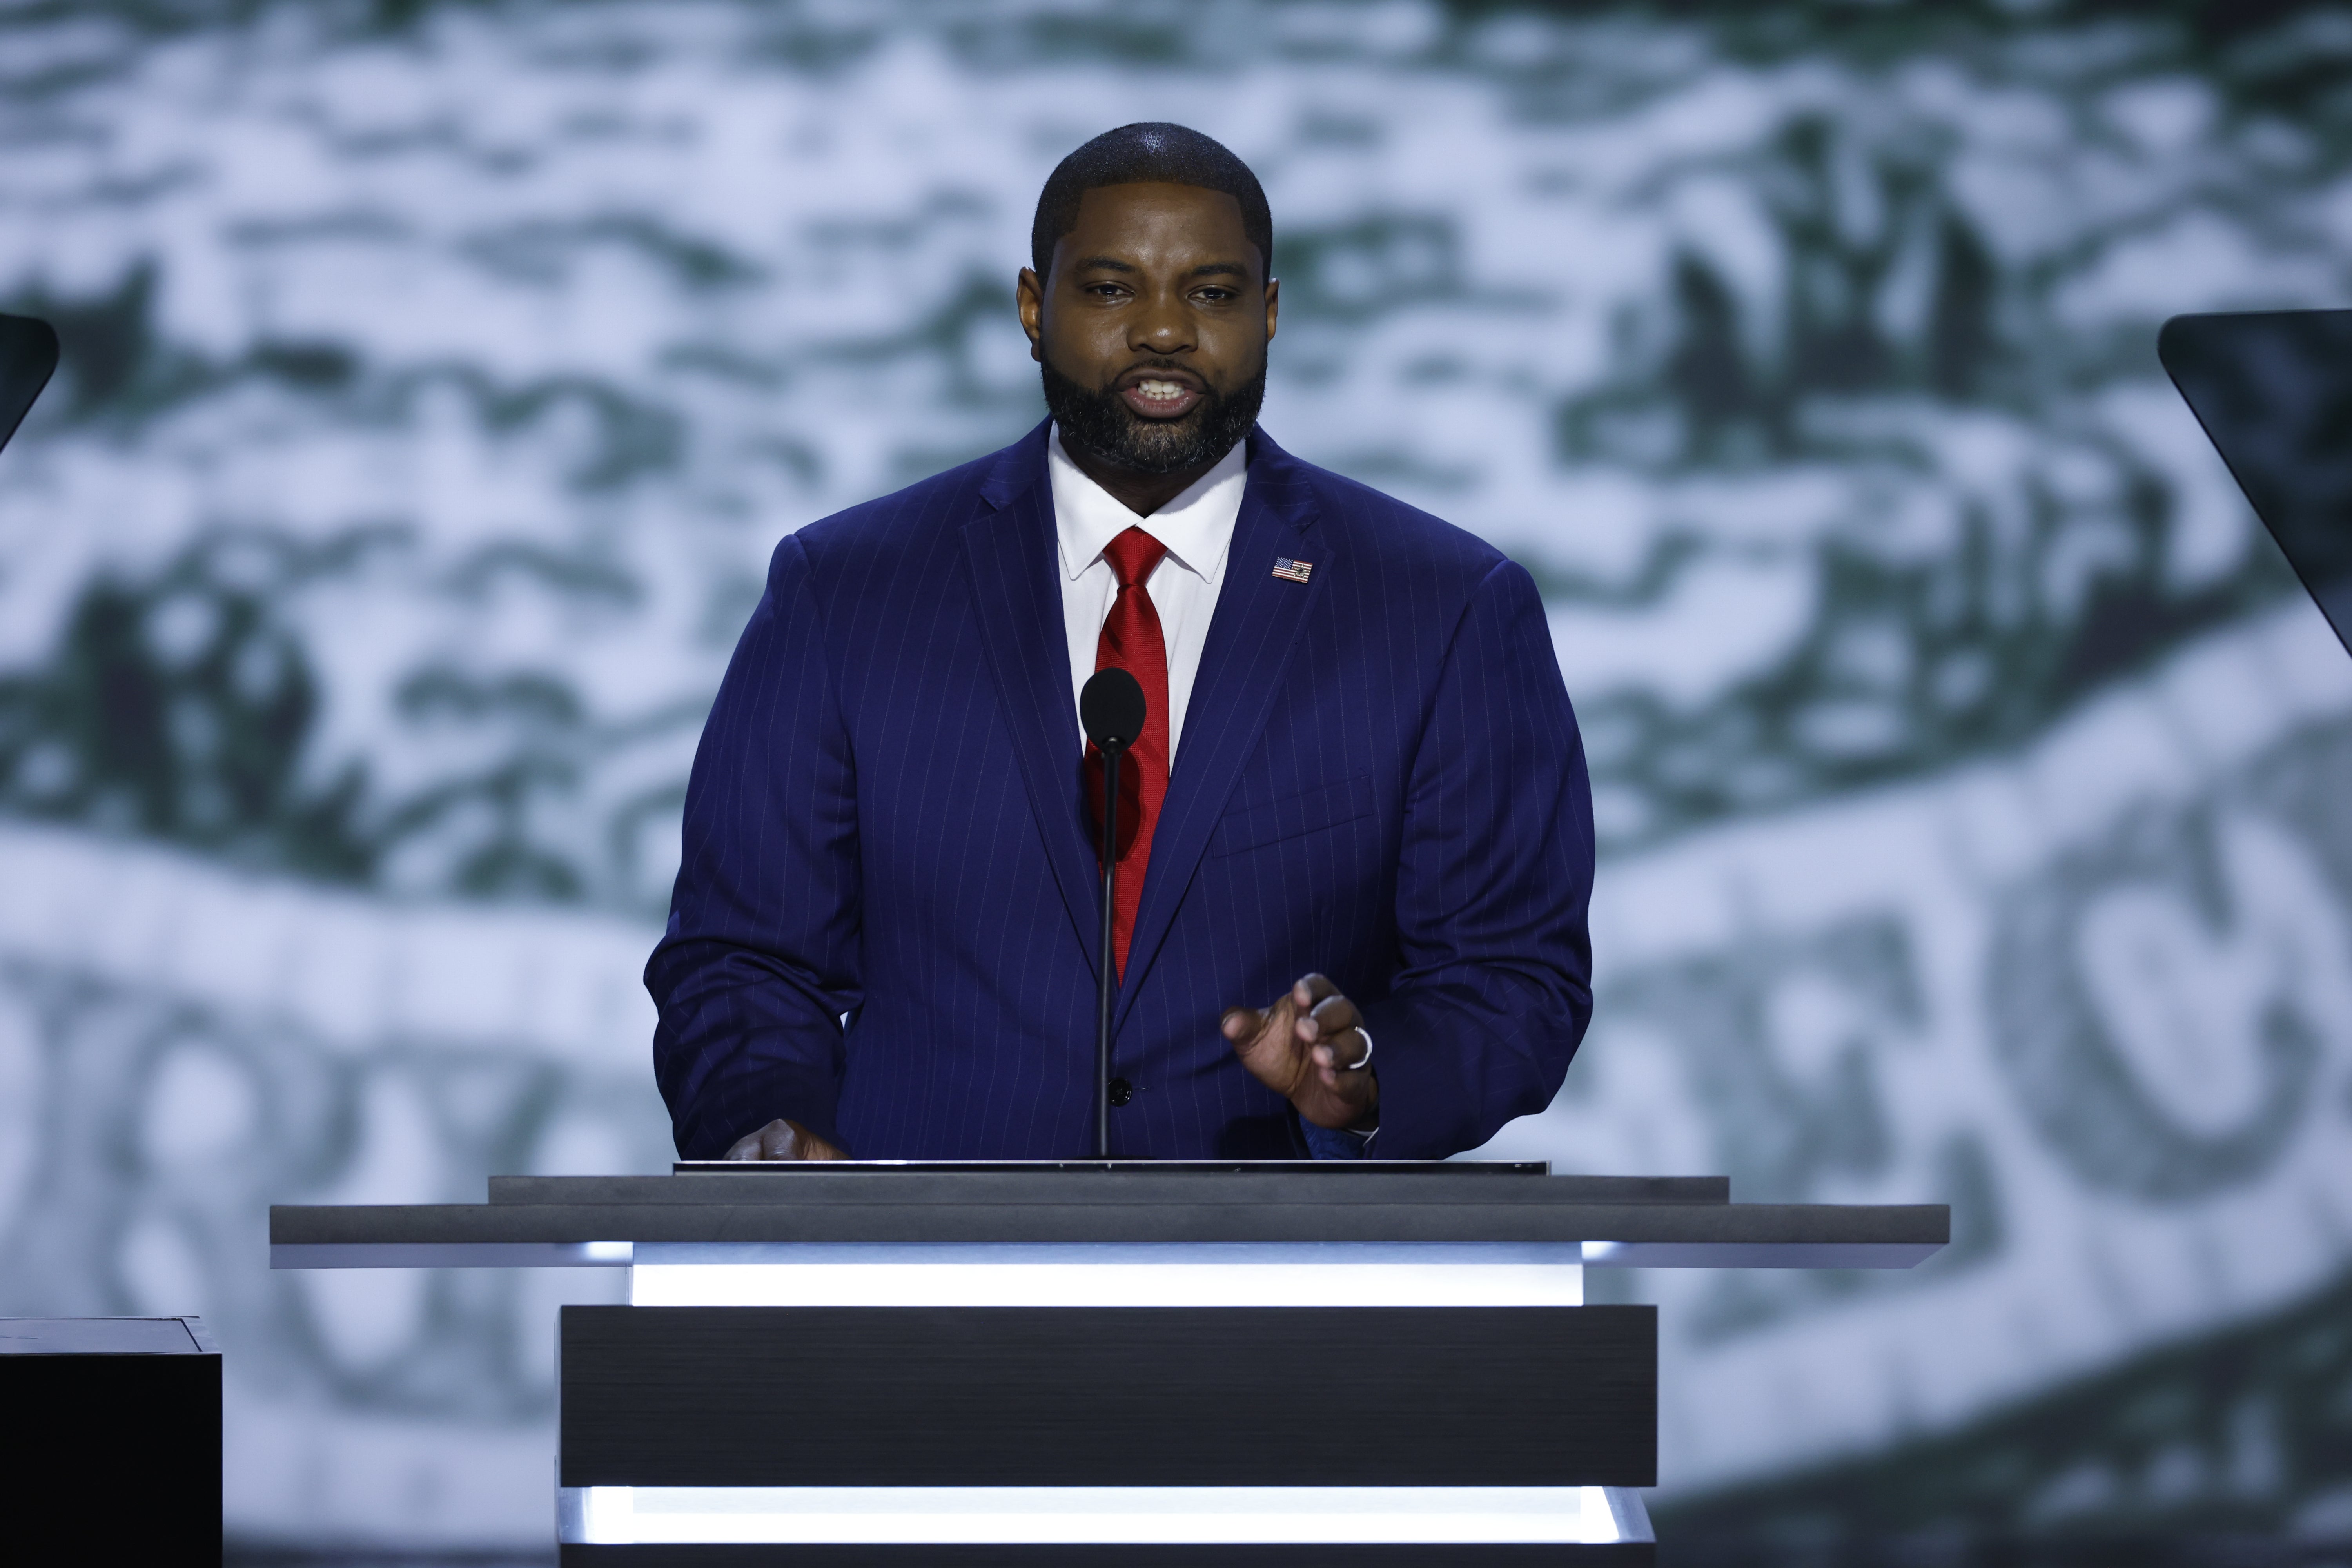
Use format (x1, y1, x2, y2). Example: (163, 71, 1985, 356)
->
(1080, 666, 1145, 1160)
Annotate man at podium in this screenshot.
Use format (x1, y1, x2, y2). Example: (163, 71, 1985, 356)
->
(647, 124, 1594, 1162)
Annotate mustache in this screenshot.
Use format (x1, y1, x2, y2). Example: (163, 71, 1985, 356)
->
(1117, 357, 1198, 381)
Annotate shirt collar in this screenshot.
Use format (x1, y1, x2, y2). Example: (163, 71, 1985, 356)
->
(1048, 424, 1248, 584)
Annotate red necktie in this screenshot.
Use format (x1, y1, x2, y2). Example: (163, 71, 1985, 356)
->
(1086, 526, 1171, 980)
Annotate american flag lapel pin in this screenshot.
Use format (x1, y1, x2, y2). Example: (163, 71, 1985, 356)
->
(1271, 556, 1313, 584)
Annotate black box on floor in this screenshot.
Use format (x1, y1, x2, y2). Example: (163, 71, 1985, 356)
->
(0, 1317, 221, 1563)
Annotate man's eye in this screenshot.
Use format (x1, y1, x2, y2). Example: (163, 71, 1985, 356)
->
(1194, 288, 1236, 303)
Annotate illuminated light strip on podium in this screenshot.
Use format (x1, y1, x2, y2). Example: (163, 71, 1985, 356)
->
(557, 1486, 1644, 1546)
(626, 1241, 1585, 1307)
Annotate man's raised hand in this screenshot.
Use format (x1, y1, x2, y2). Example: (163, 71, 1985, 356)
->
(723, 1118, 850, 1161)
(1221, 973, 1378, 1131)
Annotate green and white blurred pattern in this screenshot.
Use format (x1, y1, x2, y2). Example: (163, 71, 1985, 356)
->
(2, 0, 2351, 1552)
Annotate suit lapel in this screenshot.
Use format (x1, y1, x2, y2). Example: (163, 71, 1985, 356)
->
(963, 425, 1102, 978)
(1116, 429, 1326, 1023)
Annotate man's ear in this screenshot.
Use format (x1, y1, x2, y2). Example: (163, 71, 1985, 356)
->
(1263, 275, 1279, 343)
(1017, 266, 1046, 362)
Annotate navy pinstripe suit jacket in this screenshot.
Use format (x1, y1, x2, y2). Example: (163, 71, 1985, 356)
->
(647, 421, 1595, 1160)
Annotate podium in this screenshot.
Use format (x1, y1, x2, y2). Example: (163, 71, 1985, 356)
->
(272, 1163, 1947, 1564)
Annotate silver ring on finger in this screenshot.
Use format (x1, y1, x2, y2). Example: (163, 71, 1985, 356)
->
(1345, 1028, 1374, 1073)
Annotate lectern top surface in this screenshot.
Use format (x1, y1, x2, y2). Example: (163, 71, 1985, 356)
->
(669, 1159, 1550, 1176)
(0, 1318, 209, 1355)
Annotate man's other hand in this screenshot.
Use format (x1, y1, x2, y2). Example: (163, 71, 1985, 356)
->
(1221, 973, 1377, 1131)
(723, 1118, 851, 1161)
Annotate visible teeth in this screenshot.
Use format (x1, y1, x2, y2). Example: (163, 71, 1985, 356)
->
(1136, 379, 1185, 399)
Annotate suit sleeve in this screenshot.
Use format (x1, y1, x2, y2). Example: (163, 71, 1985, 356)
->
(1355, 557, 1595, 1159)
(644, 534, 862, 1158)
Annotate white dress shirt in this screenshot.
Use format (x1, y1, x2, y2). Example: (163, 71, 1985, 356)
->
(1048, 424, 1247, 760)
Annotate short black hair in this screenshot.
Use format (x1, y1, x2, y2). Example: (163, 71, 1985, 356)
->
(1031, 123, 1273, 281)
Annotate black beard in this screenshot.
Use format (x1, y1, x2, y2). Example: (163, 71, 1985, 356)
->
(1041, 356, 1266, 477)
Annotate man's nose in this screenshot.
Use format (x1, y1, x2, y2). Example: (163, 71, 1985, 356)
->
(1129, 290, 1196, 354)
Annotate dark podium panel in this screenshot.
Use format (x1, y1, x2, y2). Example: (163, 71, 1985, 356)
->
(0, 1318, 221, 1562)
(562, 1305, 1655, 1489)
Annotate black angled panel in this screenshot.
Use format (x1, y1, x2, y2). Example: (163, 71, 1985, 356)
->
(0, 313, 58, 456)
(560, 1305, 1654, 1488)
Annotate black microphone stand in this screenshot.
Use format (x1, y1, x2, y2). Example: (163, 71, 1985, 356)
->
(1079, 666, 1145, 1161)
(1094, 740, 1122, 1160)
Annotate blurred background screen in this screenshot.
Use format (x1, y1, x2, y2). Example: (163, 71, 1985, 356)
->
(2, 1, 2350, 1562)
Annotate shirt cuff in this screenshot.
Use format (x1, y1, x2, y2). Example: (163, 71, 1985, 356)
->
(1301, 1119, 1375, 1159)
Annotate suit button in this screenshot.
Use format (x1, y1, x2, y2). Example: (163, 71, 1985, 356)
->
(1107, 1078, 1134, 1107)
